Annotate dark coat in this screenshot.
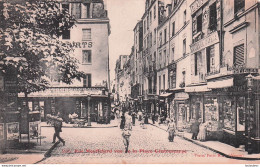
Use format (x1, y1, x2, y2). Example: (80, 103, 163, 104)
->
(54, 121, 62, 132)
(191, 121, 200, 133)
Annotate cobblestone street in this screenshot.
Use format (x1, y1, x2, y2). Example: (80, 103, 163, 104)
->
(39, 121, 249, 164)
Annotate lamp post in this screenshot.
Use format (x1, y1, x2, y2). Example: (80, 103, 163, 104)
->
(246, 74, 253, 154)
(87, 95, 91, 126)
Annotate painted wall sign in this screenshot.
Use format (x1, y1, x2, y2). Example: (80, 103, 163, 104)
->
(66, 41, 93, 49)
(190, 31, 219, 53)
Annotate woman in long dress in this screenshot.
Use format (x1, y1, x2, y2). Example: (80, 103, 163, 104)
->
(167, 119, 175, 142)
(197, 122, 207, 141)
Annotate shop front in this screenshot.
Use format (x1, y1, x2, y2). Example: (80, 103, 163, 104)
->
(18, 87, 111, 125)
(174, 92, 189, 132)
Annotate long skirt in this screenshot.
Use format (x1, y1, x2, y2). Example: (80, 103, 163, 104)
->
(168, 129, 175, 142)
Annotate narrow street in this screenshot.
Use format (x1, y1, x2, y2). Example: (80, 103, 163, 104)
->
(39, 121, 247, 164)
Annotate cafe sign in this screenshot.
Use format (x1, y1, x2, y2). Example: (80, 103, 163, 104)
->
(190, 31, 219, 53)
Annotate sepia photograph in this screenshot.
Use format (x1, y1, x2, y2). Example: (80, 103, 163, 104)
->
(0, 0, 260, 165)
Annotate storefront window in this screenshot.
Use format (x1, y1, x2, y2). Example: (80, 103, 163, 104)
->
(222, 96, 236, 131)
(237, 97, 245, 131)
(191, 96, 202, 120)
(204, 96, 218, 122)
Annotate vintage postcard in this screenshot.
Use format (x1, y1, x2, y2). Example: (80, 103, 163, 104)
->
(0, 0, 259, 165)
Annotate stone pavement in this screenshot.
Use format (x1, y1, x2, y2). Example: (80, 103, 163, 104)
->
(148, 119, 260, 160)
(0, 118, 119, 164)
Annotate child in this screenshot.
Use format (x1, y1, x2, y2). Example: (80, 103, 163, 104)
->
(122, 127, 131, 153)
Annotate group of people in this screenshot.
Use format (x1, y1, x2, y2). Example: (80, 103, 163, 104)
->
(191, 119, 212, 141)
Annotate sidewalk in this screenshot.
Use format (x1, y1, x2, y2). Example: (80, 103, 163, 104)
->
(149, 119, 260, 160)
(1, 118, 119, 164)
(0, 126, 55, 164)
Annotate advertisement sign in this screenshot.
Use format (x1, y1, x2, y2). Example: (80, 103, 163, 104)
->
(7, 122, 19, 140)
(29, 121, 41, 138)
(0, 123, 4, 140)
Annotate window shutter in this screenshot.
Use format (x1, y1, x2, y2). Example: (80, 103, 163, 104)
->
(88, 74, 91, 87)
(71, 3, 81, 19)
(234, 44, 244, 66)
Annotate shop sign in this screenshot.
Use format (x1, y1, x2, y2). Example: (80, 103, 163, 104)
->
(190, 0, 208, 15)
(175, 92, 189, 100)
(7, 122, 19, 140)
(190, 32, 219, 53)
(19, 87, 103, 97)
(0, 123, 4, 140)
(65, 41, 93, 49)
(227, 66, 259, 74)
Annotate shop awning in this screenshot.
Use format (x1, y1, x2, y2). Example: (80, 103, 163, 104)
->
(208, 78, 233, 89)
(159, 93, 173, 98)
(185, 85, 211, 93)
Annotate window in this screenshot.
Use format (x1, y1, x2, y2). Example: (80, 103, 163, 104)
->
(81, 3, 90, 18)
(144, 39, 146, 49)
(154, 5, 156, 19)
(171, 47, 175, 62)
(234, 44, 245, 67)
(62, 4, 69, 13)
(197, 14, 203, 32)
(82, 29, 91, 41)
(154, 28, 156, 45)
(183, 39, 186, 56)
(163, 74, 165, 90)
(159, 76, 161, 93)
(150, 33, 152, 47)
(144, 21, 146, 34)
(159, 52, 162, 68)
(147, 16, 149, 30)
(154, 51, 156, 62)
(195, 53, 198, 76)
(172, 22, 175, 36)
(62, 30, 70, 40)
(234, 0, 245, 15)
(82, 50, 92, 64)
(71, 3, 81, 19)
(159, 32, 162, 46)
(206, 45, 215, 73)
(149, 11, 152, 24)
(183, 10, 186, 25)
(83, 74, 91, 87)
(163, 50, 166, 66)
(164, 28, 167, 43)
(209, 2, 217, 31)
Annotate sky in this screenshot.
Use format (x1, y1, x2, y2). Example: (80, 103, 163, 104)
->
(106, 0, 145, 82)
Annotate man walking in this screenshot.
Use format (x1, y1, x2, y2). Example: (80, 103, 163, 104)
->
(53, 112, 65, 146)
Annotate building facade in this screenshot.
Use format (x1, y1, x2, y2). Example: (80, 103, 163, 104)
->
(115, 0, 260, 153)
(18, 0, 111, 124)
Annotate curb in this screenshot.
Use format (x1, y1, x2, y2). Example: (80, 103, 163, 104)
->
(149, 123, 260, 161)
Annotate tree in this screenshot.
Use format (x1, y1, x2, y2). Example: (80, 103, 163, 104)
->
(0, 0, 84, 95)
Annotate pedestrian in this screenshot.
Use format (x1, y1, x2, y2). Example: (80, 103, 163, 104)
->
(125, 112, 132, 130)
(167, 119, 175, 142)
(120, 113, 126, 129)
(191, 119, 200, 140)
(131, 112, 136, 126)
(138, 110, 143, 121)
(52, 112, 65, 146)
(197, 122, 209, 142)
(122, 127, 131, 153)
(152, 114, 156, 124)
